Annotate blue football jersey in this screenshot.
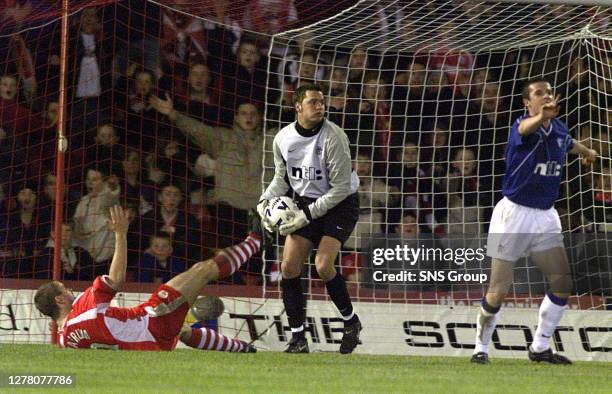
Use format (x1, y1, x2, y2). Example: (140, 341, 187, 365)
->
(502, 115, 574, 209)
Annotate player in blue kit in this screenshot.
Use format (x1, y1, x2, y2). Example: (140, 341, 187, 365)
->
(471, 80, 598, 365)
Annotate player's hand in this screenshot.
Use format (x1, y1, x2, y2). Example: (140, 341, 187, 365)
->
(541, 94, 560, 120)
(256, 199, 275, 232)
(107, 205, 130, 235)
(279, 210, 310, 236)
(150, 93, 176, 121)
(256, 199, 268, 219)
(582, 148, 598, 166)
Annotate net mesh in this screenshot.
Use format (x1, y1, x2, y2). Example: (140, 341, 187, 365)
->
(0, 0, 609, 358)
(262, 0, 612, 356)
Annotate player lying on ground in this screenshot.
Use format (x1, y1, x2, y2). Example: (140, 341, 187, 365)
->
(34, 206, 261, 352)
(257, 84, 362, 354)
(472, 79, 598, 365)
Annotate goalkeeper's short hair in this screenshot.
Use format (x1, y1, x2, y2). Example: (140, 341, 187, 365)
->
(293, 83, 324, 106)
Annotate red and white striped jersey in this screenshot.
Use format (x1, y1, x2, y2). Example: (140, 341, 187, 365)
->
(58, 276, 165, 350)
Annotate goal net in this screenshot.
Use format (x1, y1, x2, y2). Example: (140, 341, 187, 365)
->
(0, 0, 610, 360)
(263, 0, 611, 359)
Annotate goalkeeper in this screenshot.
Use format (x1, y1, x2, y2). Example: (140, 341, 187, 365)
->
(472, 80, 598, 365)
(257, 84, 361, 354)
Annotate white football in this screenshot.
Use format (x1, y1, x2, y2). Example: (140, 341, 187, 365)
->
(265, 196, 299, 229)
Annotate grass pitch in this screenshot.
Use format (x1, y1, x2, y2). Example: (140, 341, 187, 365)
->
(1, 344, 609, 393)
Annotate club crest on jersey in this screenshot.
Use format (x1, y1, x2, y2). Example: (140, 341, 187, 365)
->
(315, 146, 322, 156)
(557, 138, 564, 148)
(534, 161, 561, 177)
(158, 290, 169, 299)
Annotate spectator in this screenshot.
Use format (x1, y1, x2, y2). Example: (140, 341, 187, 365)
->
(423, 69, 453, 122)
(561, 56, 592, 130)
(268, 79, 296, 129)
(34, 222, 95, 280)
(150, 139, 189, 193)
(137, 233, 187, 283)
(462, 81, 510, 209)
(1, 30, 37, 106)
(174, 61, 226, 126)
(582, 163, 612, 232)
(158, 1, 237, 74)
(144, 152, 170, 190)
(73, 168, 119, 264)
(37, 172, 79, 227)
(388, 142, 442, 234)
(88, 123, 125, 176)
(218, 35, 267, 117)
(345, 72, 392, 164)
(6, 184, 48, 260)
(345, 151, 398, 250)
(115, 68, 169, 149)
(0, 124, 25, 183)
(446, 148, 482, 235)
(24, 99, 58, 180)
(422, 123, 451, 178)
(394, 211, 419, 237)
(66, 7, 113, 132)
(276, 49, 325, 92)
(110, 0, 163, 82)
(0, 181, 13, 259)
(118, 149, 155, 214)
(391, 60, 426, 134)
(327, 67, 350, 126)
(0, 74, 42, 180)
(141, 183, 199, 261)
(241, 0, 298, 35)
(150, 96, 265, 247)
(347, 47, 368, 91)
(428, 22, 475, 95)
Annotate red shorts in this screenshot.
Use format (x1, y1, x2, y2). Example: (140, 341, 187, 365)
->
(137, 285, 190, 350)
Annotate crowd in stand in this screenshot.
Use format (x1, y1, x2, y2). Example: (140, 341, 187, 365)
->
(0, 1, 610, 287)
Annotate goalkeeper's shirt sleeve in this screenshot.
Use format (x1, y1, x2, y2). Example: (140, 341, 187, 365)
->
(260, 132, 289, 201)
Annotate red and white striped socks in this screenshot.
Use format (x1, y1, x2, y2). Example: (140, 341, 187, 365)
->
(214, 233, 261, 279)
(184, 327, 247, 352)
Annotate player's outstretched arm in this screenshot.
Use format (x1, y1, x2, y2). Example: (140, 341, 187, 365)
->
(518, 94, 560, 136)
(569, 140, 598, 165)
(107, 205, 130, 290)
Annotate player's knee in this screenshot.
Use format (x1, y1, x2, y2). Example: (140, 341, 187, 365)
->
(314, 256, 335, 281)
(281, 260, 301, 279)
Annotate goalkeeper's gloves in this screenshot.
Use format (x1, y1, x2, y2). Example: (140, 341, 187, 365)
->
(256, 199, 275, 233)
(279, 207, 312, 236)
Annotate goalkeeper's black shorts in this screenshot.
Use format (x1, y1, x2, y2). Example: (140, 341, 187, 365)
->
(292, 192, 359, 247)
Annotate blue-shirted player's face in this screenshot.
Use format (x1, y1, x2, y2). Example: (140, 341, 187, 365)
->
(524, 81, 553, 116)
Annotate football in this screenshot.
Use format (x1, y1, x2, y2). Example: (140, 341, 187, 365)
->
(265, 196, 299, 229)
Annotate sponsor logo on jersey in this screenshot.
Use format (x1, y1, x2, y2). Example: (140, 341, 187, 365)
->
(291, 166, 323, 181)
(534, 161, 561, 177)
(158, 290, 168, 299)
